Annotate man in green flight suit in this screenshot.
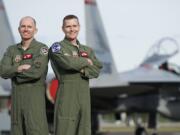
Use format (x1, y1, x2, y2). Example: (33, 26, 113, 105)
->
(49, 15, 102, 135)
(0, 16, 49, 135)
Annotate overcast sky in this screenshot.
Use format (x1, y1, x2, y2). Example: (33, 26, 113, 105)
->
(3, 0, 180, 72)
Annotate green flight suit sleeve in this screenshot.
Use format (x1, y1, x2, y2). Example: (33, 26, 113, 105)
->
(0, 47, 18, 79)
(49, 46, 89, 72)
(16, 46, 49, 83)
(82, 48, 103, 79)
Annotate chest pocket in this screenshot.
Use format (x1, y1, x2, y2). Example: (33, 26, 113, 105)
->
(62, 47, 76, 57)
(12, 52, 39, 66)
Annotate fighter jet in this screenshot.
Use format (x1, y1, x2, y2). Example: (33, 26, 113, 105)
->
(85, 0, 180, 134)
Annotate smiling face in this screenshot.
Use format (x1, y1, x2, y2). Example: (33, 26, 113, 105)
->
(18, 17, 37, 41)
(62, 18, 80, 42)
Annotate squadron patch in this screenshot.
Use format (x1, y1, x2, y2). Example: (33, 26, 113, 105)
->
(14, 55, 22, 63)
(51, 42, 61, 53)
(40, 47, 48, 55)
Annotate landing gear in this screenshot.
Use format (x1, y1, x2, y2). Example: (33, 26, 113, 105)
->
(134, 112, 158, 135)
(148, 112, 158, 135)
(91, 111, 99, 135)
(135, 126, 148, 135)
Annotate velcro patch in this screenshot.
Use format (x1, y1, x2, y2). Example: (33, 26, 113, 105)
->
(80, 51, 88, 58)
(14, 55, 22, 62)
(40, 47, 48, 55)
(51, 42, 61, 53)
(23, 54, 33, 60)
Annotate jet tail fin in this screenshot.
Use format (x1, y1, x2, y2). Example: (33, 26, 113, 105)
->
(0, 0, 14, 96)
(85, 0, 118, 74)
(0, 0, 14, 59)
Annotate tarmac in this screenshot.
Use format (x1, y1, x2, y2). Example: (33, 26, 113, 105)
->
(97, 120, 180, 135)
(99, 132, 180, 135)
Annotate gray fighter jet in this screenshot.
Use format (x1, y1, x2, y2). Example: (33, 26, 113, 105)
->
(85, 0, 180, 134)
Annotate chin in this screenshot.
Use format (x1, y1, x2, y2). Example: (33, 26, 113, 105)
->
(68, 37, 76, 41)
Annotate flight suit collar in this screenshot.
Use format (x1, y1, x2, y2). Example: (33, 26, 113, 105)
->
(62, 38, 81, 48)
(17, 39, 37, 50)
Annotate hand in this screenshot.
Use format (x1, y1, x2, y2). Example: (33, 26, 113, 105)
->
(86, 58, 93, 65)
(80, 69, 85, 74)
(17, 64, 31, 73)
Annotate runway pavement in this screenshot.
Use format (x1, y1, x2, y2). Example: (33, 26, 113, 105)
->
(97, 128, 180, 135)
(98, 122, 180, 135)
(99, 132, 180, 135)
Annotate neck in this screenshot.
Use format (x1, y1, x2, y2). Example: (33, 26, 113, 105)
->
(72, 42, 79, 47)
(21, 38, 33, 50)
(67, 38, 79, 47)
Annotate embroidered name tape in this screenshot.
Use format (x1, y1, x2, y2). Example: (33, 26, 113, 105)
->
(80, 51, 88, 57)
(23, 54, 32, 60)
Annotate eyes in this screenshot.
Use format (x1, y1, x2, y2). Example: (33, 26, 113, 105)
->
(20, 25, 34, 29)
(64, 24, 79, 29)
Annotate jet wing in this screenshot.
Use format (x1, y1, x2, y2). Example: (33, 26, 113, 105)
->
(90, 75, 155, 98)
(120, 66, 180, 83)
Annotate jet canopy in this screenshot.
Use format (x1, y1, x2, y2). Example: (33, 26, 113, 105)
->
(141, 37, 179, 67)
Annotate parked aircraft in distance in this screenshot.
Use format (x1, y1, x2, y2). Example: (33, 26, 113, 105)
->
(85, 0, 180, 135)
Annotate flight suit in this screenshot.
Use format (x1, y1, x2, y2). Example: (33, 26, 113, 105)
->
(0, 39, 49, 135)
(49, 38, 102, 135)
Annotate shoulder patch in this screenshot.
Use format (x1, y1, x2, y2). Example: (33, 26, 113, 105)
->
(40, 47, 48, 55)
(51, 42, 61, 53)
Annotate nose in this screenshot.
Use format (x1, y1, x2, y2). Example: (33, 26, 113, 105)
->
(24, 26, 28, 31)
(70, 27, 73, 31)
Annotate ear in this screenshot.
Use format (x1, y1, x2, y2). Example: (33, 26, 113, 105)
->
(18, 27, 20, 33)
(79, 24, 80, 31)
(34, 28, 38, 34)
(62, 26, 65, 33)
